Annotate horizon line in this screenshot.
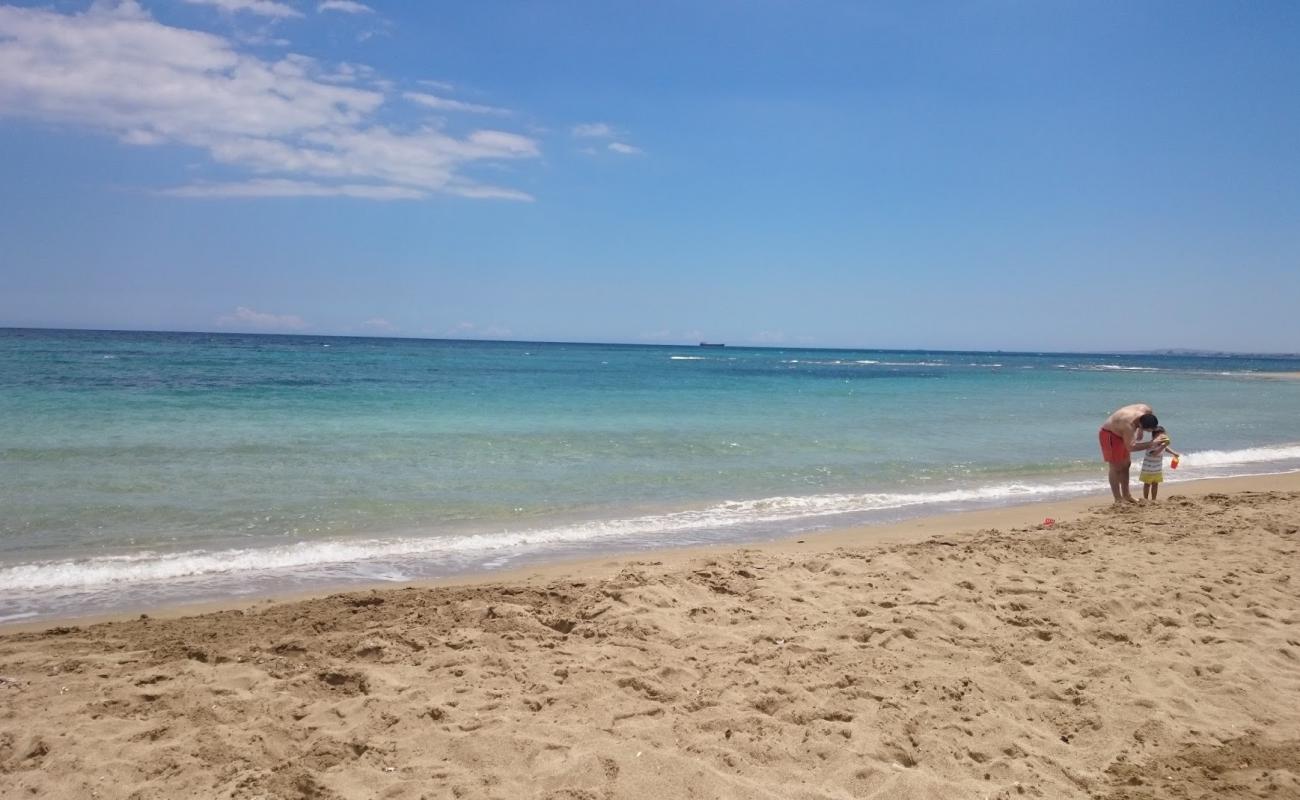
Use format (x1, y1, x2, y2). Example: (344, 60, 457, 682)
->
(2, 325, 1298, 359)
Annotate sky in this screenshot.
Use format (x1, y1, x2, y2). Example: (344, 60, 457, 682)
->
(1, 1, 1298, 352)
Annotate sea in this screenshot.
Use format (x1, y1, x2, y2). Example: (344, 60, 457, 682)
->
(3, 328, 1300, 624)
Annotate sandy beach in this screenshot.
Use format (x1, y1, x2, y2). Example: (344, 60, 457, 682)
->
(6, 2, 1300, 798)
(2, 473, 1299, 799)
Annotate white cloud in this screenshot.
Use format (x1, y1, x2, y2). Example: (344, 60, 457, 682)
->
(446, 184, 534, 201)
(163, 178, 426, 199)
(418, 78, 456, 93)
(571, 122, 614, 138)
(316, 61, 375, 84)
(184, 0, 303, 19)
(216, 306, 309, 330)
(403, 91, 509, 116)
(362, 317, 395, 332)
(572, 123, 642, 156)
(236, 32, 291, 47)
(318, 0, 373, 13)
(0, 1, 538, 201)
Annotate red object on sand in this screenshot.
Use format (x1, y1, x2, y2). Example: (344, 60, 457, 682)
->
(1043, 518, 1055, 527)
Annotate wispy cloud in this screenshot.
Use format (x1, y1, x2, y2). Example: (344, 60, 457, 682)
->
(216, 306, 309, 330)
(403, 91, 510, 117)
(236, 31, 291, 47)
(418, 79, 457, 93)
(0, 1, 538, 201)
(445, 184, 534, 201)
(572, 122, 614, 138)
(163, 179, 426, 199)
(572, 122, 642, 156)
(317, 0, 373, 13)
(316, 61, 385, 86)
(183, 0, 303, 19)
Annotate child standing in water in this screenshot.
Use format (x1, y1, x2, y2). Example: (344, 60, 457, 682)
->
(1139, 426, 1182, 501)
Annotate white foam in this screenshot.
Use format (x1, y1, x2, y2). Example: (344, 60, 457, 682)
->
(783, 358, 941, 367)
(782, 359, 881, 366)
(0, 480, 1099, 592)
(670, 356, 706, 360)
(1179, 444, 1300, 468)
(7, 444, 1299, 595)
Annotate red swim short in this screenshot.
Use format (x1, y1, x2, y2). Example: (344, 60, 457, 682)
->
(1098, 428, 1129, 464)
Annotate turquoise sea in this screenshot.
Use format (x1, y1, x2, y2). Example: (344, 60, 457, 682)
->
(3, 328, 1300, 623)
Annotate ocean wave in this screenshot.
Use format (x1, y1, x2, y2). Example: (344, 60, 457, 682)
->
(669, 356, 707, 360)
(0, 480, 1101, 592)
(6, 445, 1299, 594)
(781, 359, 881, 366)
(1180, 443, 1300, 467)
(1064, 364, 1163, 372)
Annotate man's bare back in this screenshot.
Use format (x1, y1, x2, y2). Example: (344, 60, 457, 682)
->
(1102, 403, 1154, 448)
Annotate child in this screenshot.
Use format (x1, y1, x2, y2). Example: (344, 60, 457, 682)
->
(1139, 426, 1181, 501)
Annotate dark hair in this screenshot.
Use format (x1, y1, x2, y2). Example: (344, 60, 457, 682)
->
(1138, 413, 1159, 430)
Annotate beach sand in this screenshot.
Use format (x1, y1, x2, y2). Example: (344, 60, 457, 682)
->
(2, 474, 1299, 799)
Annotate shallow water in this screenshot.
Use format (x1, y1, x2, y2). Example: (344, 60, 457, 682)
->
(3, 328, 1299, 621)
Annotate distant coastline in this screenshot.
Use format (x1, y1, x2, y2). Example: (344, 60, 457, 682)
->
(2, 326, 1298, 358)
(1120, 347, 1300, 358)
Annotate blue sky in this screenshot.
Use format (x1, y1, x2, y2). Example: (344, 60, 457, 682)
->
(1, 1, 1297, 351)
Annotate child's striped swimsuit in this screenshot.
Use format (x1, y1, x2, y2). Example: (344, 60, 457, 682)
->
(1139, 437, 1170, 484)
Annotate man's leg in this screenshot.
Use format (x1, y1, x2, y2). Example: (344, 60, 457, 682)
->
(1108, 463, 1125, 503)
(1109, 462, 1135, 503)
(1119, 462, 1136, 502)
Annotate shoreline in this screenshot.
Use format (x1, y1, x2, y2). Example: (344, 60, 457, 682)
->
(6, 470, 1298, 634)
(2, 473, 1297, 798)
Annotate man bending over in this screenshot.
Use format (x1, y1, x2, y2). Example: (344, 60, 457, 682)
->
(1099, 403, 1160, 504)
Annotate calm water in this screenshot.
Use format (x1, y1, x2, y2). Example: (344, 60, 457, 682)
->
(3, 328, 1300, 622)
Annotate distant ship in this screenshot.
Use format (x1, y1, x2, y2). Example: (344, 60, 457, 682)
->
(698, 342, 726, 348)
